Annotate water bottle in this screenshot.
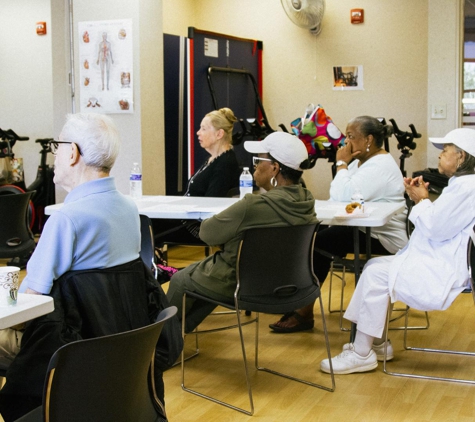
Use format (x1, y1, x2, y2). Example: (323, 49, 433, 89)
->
(130, 162, 142, 199)
(239, 167, 253, 199)
(351, 189, 365, 212)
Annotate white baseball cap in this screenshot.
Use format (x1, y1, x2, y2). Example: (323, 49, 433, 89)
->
(429, 128, 475, 157)
(244, 132, 309, 171)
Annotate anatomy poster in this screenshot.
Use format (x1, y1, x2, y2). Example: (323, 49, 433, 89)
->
(78, 19, 133, 114)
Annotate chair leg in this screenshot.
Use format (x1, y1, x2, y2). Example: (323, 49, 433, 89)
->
(181, 293, 254, 416)
(388, 305, 430, 331)
(255, 295, 336, 392)
(327, 262, 350, 332)
(383, 299, 475, 384)
(177, 310, 254, 365)
(178, 296, 200, 368)
(327, 261, 342, 313)
(161, 244, 168, 263)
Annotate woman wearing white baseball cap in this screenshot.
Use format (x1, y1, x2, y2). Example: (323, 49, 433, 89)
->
(166, 132, 318, 333)
(320, 128, 475, 375)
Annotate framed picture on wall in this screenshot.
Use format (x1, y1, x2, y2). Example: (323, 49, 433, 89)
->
(333, 65, 364, 91)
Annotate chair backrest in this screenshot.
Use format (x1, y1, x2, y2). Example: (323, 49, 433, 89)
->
(140, 214, 156, 273)
(0, 191, 35, 258)
(235, 223, 320, 313)
(43, 306, 177, 422)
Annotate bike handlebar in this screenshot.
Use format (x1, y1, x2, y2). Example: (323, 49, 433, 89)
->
(408, 124, 421, 139)
(389, 118, 419, 151)
(35, 138, 54, 145)
(1, 129, 29, 141)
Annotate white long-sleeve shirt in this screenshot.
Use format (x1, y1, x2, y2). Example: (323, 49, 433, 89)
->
(388, 174, 475, 310)
(329, 153, 408, 253)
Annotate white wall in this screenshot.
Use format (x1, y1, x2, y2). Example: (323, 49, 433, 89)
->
(164, 0, 430, 198)
(163, 0, 196, 36)
(0, 0, 55, 187)
(427, 0, 463, 167)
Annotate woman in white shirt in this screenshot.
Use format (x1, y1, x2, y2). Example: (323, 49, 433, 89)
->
(321, 128, 475, 374)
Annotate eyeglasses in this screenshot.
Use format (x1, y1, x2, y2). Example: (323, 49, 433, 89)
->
(51, 141, 82, 156)
(252, 156, 273, 166)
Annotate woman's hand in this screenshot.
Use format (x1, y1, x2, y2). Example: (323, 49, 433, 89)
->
(336, 143, 361, 164)
(404, 176, 430, 203)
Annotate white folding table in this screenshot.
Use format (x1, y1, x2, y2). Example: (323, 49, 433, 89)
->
(46, 195, 405, 340)
(0, 294, 54, 329)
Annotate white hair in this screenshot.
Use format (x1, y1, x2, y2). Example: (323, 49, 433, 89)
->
(60, 113, 120, 171)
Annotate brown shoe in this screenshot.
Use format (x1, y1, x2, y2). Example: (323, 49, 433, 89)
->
(269, 311, 314, 333)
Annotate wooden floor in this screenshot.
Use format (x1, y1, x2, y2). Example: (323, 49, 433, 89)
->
(163, 246, 475, 422)
(3, 248, 475, 421)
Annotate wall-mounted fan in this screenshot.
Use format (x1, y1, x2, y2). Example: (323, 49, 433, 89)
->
(281, 0, 325, 35)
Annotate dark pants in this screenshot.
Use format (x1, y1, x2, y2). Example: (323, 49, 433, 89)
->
(313, 225, 391, 285)
(166, 263, 223, 333)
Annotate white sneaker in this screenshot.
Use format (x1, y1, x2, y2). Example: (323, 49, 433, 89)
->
(372, 341, 394, 361)
(321, 343, 378, 374)
(343, 340, 394, 361)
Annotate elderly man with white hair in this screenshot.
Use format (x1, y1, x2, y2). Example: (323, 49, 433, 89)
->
(0, 114, 149, 421)
(22, 112, 140, 296)
(0, 113, 140, 363)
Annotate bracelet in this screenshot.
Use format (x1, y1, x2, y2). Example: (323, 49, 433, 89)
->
(418, 198, 426, 204)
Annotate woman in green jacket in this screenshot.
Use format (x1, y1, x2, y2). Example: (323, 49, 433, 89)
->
(166, 132, 317, 333)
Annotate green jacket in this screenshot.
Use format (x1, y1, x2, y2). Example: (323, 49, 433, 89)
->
(190, 185, 317, 300)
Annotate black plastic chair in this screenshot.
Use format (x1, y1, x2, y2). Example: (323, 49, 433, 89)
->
(181, 223, 335, 416)
(0, 191, 36, 262)
(16, 306, 177, 422)
(382, 224, 475, 383)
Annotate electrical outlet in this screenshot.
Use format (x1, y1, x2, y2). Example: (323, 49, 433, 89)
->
(431, 104, 447, 119)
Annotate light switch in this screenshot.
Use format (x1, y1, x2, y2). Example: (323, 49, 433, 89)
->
(431, 104, 447, 119)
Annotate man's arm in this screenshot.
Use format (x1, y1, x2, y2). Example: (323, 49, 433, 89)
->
(25, 288, 42, 295)
(20, 211, 76, 295)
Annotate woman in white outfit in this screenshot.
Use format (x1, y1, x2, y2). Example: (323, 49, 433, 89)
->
(321, 128, 475, 375)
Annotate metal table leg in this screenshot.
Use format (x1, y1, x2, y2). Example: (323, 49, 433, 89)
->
(350, 227, 372, 342)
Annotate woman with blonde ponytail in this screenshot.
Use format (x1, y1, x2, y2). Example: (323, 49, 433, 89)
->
(154, 108, 241, 245)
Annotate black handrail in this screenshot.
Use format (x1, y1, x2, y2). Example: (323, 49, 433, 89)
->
(206, 65, 274, 141)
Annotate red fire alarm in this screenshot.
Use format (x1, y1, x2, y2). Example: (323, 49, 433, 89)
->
(36, 22, 47, 35)
(351, 9, 364, 24)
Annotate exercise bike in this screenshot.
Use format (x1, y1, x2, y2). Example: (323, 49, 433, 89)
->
(388, 118, 420, 178)
(0, 129, 55, 234)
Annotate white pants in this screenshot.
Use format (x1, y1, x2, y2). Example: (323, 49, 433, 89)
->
(344, 255, 395, 338)
(0, 328, 23, 368)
